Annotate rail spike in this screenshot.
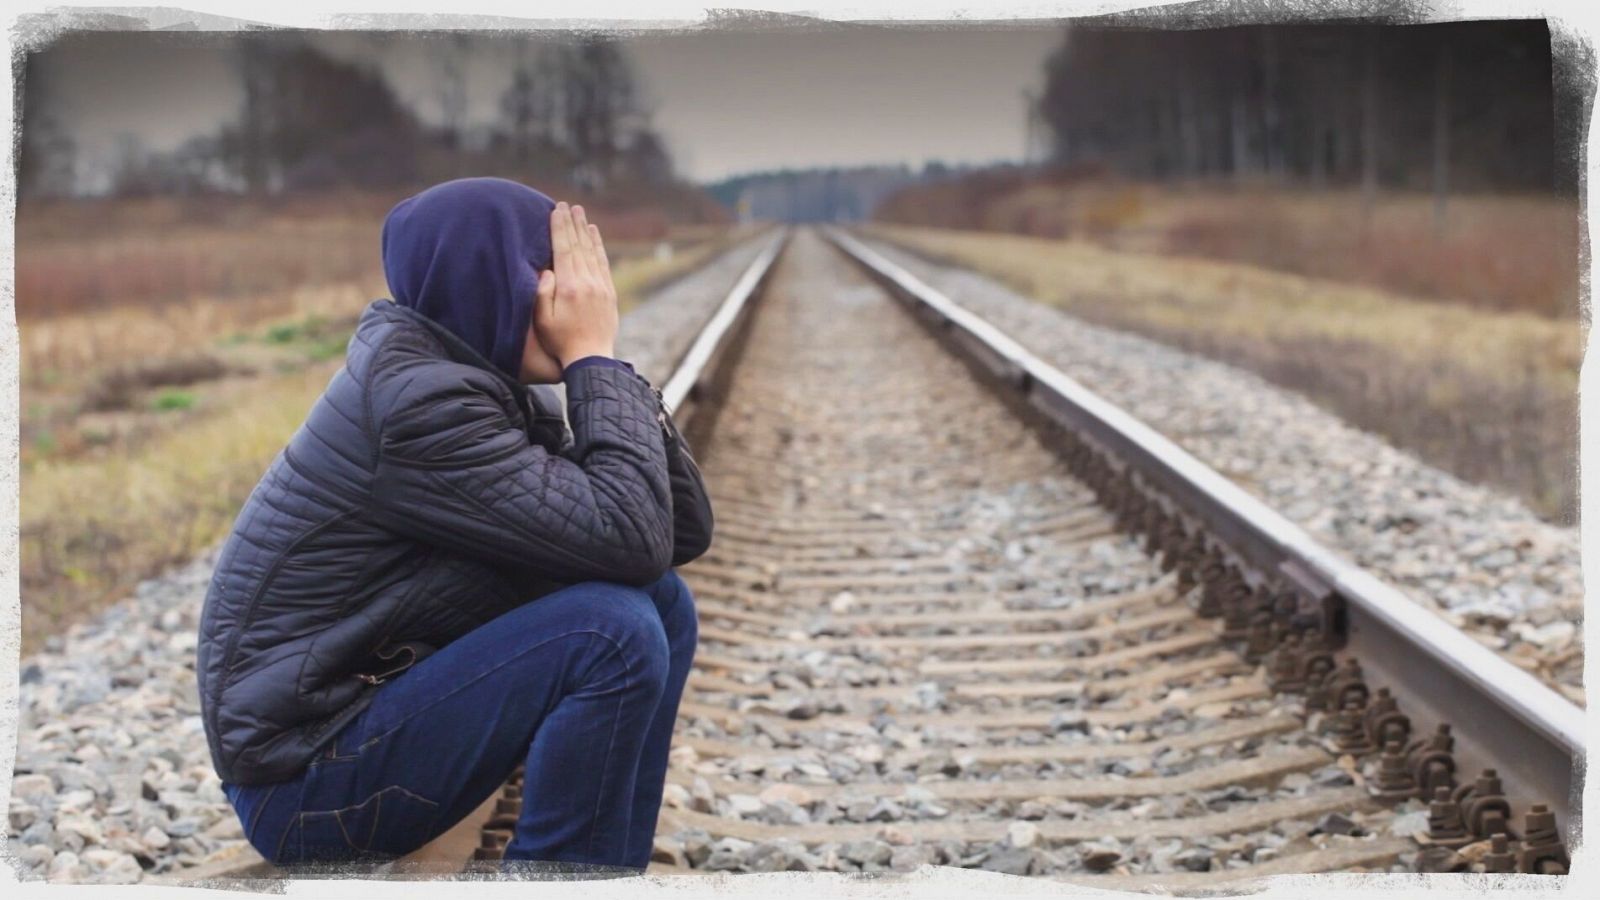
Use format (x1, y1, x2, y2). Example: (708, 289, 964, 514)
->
(1218, 568, 1253, 641)
(1362, 687, 1412, 751)
(1243, 608, 1278, 664)
(1425, 785, 1473, 848)
(1405, 724, 1459, 797)
(1369, 740, 1418, 800)
(1482, 834, 1517, 874)
(1517, 804, 1570, 875)
(1331, 697, 1377, 755)
(1266, 631, 1306, 692)
(1454, 769, 1513, 840)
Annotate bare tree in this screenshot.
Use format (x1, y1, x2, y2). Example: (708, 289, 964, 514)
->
(220, 37, 421, 193)
(1432, 43, 1452, 235)
(499, 47, 563, 157)
(1031, 21, 1556, 196)
(433, 34, 469, 152)
(17, 54, 79, 199)
(1361, 25, 1380, 218)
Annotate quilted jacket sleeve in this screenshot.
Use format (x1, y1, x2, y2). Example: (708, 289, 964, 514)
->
(369, 362, 675, 587)
(662, 407, 714, 565)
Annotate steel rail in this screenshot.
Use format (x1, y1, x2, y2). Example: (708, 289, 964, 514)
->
(413, 227, 790, 869)
(660, 228, 789, 418)
(825, 226, 1585, 842)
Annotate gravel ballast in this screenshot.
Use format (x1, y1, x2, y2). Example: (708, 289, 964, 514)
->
(857, 235, 1584, 702)
(7, 227, 1575, 884)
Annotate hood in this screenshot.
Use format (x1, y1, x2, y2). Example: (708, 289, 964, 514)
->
(380, 177, 557, 379)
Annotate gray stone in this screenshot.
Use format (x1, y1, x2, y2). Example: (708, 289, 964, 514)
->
(890, 844, 936, 872)
(1080, 847, 1122, 872)
(80, 848, 144, 883)
(1174, 847, 1213, 872)
(139, 826, 172, 851)
(1314, 812, 1365, 837)
(867, 798, 904, 822)
(16, 843, 55, 872)
(840, 840, 893, 866)
(9, 802, 40, 831)
(689, 777, 716, 814)
(646, 832, 684, 864)
(981, 846, 1035, 876)
(726, 794, 763, 817)
(12, 773, 55, 803)
(1006, 821, 1040, 849)
(47, 850, 84, 883)
(56, 814, 105, 847)
(701, 837, 755, 872)
(679, 829, 714, 867)
(1016, 800, 1049, 820)
(744, 840, 818, 873)
(1389, 810, 1431, 838)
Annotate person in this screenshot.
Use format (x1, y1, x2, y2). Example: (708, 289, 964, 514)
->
(194, 177, 713, 873)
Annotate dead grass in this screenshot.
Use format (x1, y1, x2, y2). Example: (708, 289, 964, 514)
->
(20, 362, 341, 650)
(81, 354, 232, 412)
(867, 223, 1581, 521)
(877, 179, 1582, 320)
(16, 219, 740, 653)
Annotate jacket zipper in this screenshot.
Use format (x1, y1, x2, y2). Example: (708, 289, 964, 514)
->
(652, 387, 673, 442)
(354, 642, 418, 685)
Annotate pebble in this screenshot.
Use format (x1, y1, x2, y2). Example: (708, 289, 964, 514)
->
(81, 849, 145, 883)
(48, 850, 84, 882)
(1080, 846, 1123, 872)
(841, 839, 893, 867)
(982, 846, 1036, 876)
(1174, 847, 1213, 872)
(1389, 810, 1431, 838)
(890, 844, 937, 871)
(1314, 812, 1365, 837)
(1006, 821, 1040, 849)
(725, 793, 764, 817)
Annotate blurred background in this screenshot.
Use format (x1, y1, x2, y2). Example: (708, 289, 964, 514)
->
(13, 18, 1583, 652)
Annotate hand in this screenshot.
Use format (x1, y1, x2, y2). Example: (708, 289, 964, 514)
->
(534, 202, 619, 368)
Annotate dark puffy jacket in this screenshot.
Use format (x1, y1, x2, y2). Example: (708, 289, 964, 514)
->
(196, 299, 713, 785)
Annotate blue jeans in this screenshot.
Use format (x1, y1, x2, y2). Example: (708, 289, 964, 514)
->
(222, 572, 697, 872)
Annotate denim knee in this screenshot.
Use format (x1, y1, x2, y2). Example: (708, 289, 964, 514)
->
(567, 583, 672, 689)
(649, 570, 700, 656)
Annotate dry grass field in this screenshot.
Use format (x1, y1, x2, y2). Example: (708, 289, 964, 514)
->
(866, 222, 1581, 523)
(16, 195, 738, 652)
(877, 179, 1582, 320)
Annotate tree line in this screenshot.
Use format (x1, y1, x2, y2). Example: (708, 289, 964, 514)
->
(1034, 20, 1563, 204)
(18, 33, 678, 200)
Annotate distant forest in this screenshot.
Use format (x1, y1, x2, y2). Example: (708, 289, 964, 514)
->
(16, 33, 696, 209)
(702, 20, 1575, 224)
(1036, 20, 1568, 195)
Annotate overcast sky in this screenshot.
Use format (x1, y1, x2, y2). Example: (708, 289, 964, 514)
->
(29, 24, 1063, 183)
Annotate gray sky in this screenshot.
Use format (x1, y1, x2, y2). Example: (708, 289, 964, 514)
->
(29, 24, 1062, 184)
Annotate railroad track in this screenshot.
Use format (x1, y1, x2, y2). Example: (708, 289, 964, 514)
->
(189, 227, 1582, 886)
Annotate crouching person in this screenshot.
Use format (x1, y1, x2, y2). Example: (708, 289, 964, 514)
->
(194, 178, 713, 873)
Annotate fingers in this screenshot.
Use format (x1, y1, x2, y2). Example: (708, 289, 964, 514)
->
(572, 204, 595, 252)
(535, 268, 556, 323)
(588, 223, 614, 289)
(571, 204, 598, 280)
(550, 201, 610, 291)
(550, 203, 576, 283)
